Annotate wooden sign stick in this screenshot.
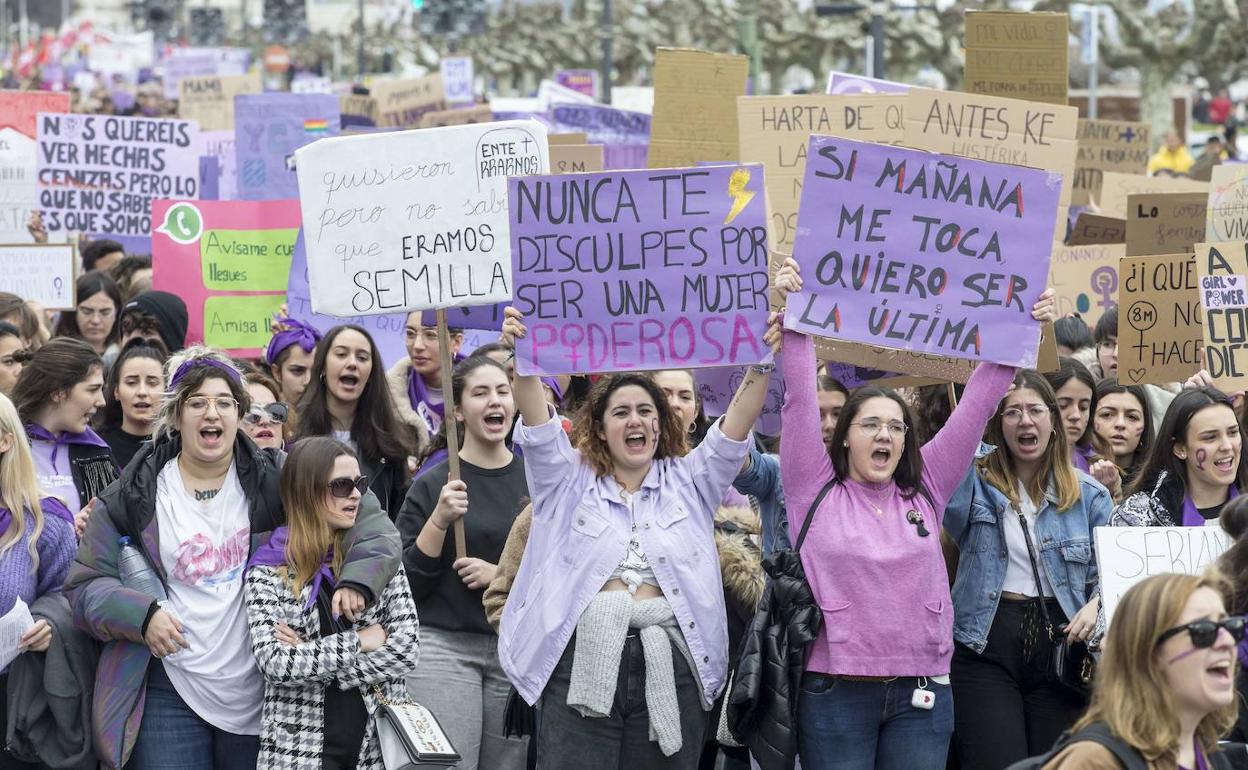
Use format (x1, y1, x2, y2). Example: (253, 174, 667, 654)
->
(436, 308, 466, 559)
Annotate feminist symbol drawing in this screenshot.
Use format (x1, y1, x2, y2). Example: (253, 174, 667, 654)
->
(1090, 266, 1118, 311)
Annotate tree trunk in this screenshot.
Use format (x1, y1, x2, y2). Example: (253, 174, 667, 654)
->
(1138, 58, 1179, 147)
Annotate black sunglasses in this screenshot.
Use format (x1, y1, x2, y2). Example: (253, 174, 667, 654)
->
(1157, 616, 1247, 649)
(243, 402, 289, 425)
(327, 475, 369, 498)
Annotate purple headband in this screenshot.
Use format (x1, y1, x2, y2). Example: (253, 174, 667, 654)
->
(169, 358, 243, 389)
(264, 318, 322, 366)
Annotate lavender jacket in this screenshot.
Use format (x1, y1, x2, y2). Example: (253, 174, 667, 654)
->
(498, 406, 750, 708)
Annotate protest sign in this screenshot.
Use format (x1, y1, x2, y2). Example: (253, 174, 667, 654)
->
(697, 363, 786, 436)
(1096, 526, 1231, 625)
(1195, 241, 1248, 391)
(555, 69, 598, 100)
(440, 57, 475, 104)
(234, 93, 340, 201)
(370, 75, 446, 128)
(826, 72, 910, 95)
(538, 79, 596, 107)
(0, 244, 76, 310)
(1117, 252, 1201, 385)
(509, 164, 771, 376)
(1206, 164, 1248, 242)
(549, 144, 604, 173)
(178, 72, 261, 131)
(1049, 243, 1124, 328)
(786, 136, 1062, 367)
(1072, 119, 1149, 206)
(419, 104, 492, 129)
(548, 104, 650, 169)
(162, 47, 250, 100)
(152, 198, 299, 355)
(1067, 212, 1125, 245)
(1097, 171, 1208, 219)
(0, 91, 70, 240)
(291, 75, 333, 94)
(340, 94, 377, 128)
(201, 129, 237, 200)
(295, 120, 548, 317)
(963, 11, 1069, 106)
(549, 133, 588, 145)
(1124, 192, 1207, 256)
(815, 337, 978, 382)
(649, 48, 748, 169)
(737, 94, 904, 250)
(36, 114, 199, 237)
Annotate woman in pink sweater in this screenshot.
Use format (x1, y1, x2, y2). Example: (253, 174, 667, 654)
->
(772, 257, 1055, 770)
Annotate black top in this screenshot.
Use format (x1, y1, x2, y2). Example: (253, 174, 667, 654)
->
(1199, 502, 1227, 522)
(97, 425, 148, 470)
(315, 590, 367, 768)
(396, 454, 527, 635)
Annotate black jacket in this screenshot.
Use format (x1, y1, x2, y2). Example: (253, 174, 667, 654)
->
(360, 453, 407, 522)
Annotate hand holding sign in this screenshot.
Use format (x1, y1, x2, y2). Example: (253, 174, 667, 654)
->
(774, 256, 802, 304)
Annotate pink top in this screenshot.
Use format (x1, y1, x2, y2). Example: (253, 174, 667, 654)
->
(780, 331, 1014, 677)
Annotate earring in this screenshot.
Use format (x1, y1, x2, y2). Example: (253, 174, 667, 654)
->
(687, 422, 697, 435)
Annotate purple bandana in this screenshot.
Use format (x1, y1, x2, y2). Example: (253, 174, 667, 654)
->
(1181, 485, 1240, 527)
(247, 526, 335, 610)
(0, 497, 75, 533)
(264, 318, 322, 366)
(25, 424, 110, 470)
(169, 358, 242, 388)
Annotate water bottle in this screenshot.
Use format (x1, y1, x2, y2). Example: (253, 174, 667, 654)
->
(117, 536, 169, 604)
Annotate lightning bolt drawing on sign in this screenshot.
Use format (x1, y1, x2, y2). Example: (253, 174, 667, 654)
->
(724, 167, 755, 225)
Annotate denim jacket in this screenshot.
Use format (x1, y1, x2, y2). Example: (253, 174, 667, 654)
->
(943, 444, 1112, 653)
(732, 445, 791, 557)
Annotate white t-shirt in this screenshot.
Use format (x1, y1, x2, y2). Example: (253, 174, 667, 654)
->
(155, 459, 262, 735)
(1001, 482, 1056, 598)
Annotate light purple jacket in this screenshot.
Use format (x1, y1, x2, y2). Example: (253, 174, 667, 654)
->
(499, 407, 750, 708)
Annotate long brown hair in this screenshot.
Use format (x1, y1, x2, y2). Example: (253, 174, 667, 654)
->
(279, 437, 351, 599)
(1072, 571, 1237, 761)
(979, 370, 1081, 512)
(568, 374, 687, 478)
(827, 386, 933, 507)
(12, 337, 103, 426)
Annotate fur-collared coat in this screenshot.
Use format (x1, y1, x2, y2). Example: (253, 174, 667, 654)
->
(386, 357, 432, 453)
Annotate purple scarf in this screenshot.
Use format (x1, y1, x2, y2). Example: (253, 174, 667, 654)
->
(0, 497, 75, 533)
(246, 526, 335, 610)
(406, 354, 466, 420)
(25, 423, 110, 471)
(1072, 444, 1094, 473)
(1181, 485, 1240, 527)
(264, 318, 322, 366)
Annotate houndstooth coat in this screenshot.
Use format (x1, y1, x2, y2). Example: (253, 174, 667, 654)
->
(245, 566, 421, 770)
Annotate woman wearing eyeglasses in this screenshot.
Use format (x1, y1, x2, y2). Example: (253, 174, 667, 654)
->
(64, 347, 402, 770)
(772, 257, 1056, 770)
(1030, 572, 1239, 770)
(389, 311, 464, 440)
(942, 371, 1111, 770)
(53, 273, 122, 357)
(96, 342, 166, 469)
(244, 437, 420, 770)
(242, 372, 290, 451)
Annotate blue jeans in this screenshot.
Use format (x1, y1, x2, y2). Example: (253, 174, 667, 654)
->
(796, 674, 954, 770)
(126, 663, 260, 770)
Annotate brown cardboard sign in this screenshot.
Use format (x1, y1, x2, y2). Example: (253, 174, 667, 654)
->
(1072, 119, 1150, 206)
(964, 11, 1070, 106)
(178, 72, 261, 131)
(1206, 165, 1248, 242)
(1096, 171, 1208, 219)
(419, 104, 491, 128)
(370, 74, 446, 128)
(649, 47, 748, 169)
(548, 133, 588, 145)
(814, 337, 979, 383)
(1117, 252, 1202, 385)
(548, 143, 605, 174)
(1067, 213, 1126, 245)
(340, 94, 377, 125)
(1124, 192, 1207, 256)
(1049, 243, 1124, 327)
(737, 93, 904, 251)
(1195, 241, 1248, 391)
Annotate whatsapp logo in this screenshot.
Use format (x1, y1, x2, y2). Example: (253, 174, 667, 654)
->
(156, 202, 204, 245)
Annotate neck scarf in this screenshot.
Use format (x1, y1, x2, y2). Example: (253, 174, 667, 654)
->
(0, 497, 75, 534)
(1181, 485, 1240, 526)
(25, 423, 110, 471)
(246, 526, 335, 610)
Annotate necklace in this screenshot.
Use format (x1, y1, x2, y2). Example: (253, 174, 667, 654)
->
(861, 482, 891, 517)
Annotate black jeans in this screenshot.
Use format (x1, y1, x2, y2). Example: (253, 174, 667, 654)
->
(0, 674, 42, 770)
(951, 597, 1087, 770)
(537, 634, 709, 770)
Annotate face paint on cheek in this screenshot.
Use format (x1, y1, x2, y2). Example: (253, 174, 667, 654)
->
(650, 417, 660, 440)
(1196, 449, 1207, 471)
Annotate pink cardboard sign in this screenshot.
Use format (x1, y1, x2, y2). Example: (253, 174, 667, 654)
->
(152, 198, 302, 356)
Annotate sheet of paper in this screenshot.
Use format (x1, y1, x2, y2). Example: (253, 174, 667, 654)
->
(0, 597, 35, 671)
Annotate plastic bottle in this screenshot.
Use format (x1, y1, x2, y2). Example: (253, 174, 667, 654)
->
(117, 536, 169, 604)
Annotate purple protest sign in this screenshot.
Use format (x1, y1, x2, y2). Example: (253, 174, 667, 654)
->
(36, 113, 199, 237)
(509, 164, 772, 376)
(234, 93, 339, 200)
(547, 104, 649, 170)
(825, 72, 910, 95)
(200, 129, 237, 200)
(696, 362, 786, 436)
(419, 304, 504, 331)
(786, 136, 1061, 368)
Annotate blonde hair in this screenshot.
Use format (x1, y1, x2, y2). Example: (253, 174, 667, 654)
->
(279, 437, 349, 600)
(1073, 571, 1238, 761)
(153, 346, 249, 441)
(0, 394, 45, 573)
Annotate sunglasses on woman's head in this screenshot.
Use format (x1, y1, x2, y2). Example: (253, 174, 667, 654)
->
(1157, 616, 1247, 649)
(327, 475, 369, 498)
(243, 402, 289, 425)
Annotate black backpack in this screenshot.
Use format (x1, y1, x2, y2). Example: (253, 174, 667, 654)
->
(1004, 723, 1147, 770)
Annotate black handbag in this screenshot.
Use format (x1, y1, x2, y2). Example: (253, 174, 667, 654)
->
(725, 477, 837, 770)
(1016, 506, 1095, 697)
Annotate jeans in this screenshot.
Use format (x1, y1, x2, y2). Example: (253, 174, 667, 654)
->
(125, 663, 259, 770)
(796, 674, 954, 770)
(951, 598, 1087, 770)
(408, 627, 527, 770)
(538, 634, 710, 770)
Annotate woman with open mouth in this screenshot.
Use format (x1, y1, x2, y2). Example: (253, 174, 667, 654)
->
(97, 342, 166, 469)
(1027, 572, 1240, 770)
(942, 371, 1111, 769)
(397, 354, 530, 770)
(496, 305, 775, 769)
(241, 372, 291, 452)
(1092, 380, 1152, 494)
(1112, 386, 1248, 528)
(771, 256, 1057, 770)
(295, 325, 414, 519)
(64, 347, 402, 770)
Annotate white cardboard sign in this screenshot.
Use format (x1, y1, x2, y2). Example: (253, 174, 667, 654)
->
(295, 120, 548, 317)
(0, 244, 76, 310)
(1095, 525, 1231, 626)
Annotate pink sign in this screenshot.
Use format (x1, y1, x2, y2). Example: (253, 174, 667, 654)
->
(152, 198, 301, 356)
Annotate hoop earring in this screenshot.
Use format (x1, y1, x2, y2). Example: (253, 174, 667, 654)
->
(688, 422, 697, 435)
